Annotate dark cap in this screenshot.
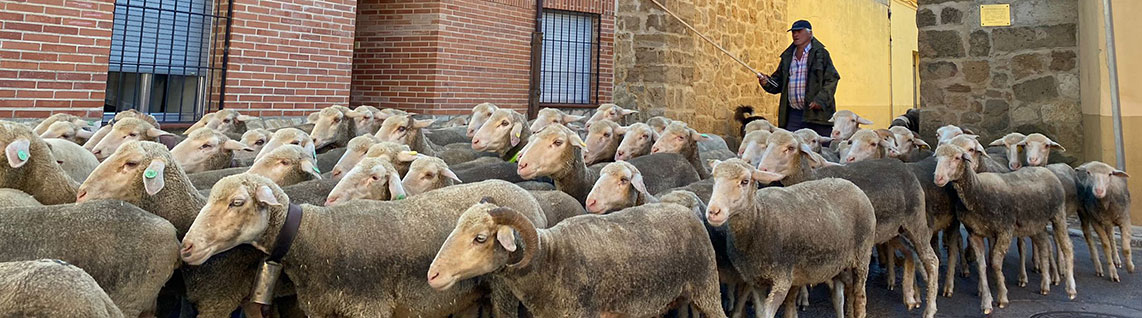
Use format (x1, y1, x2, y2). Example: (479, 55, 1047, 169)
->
(787, 20, 812, 32)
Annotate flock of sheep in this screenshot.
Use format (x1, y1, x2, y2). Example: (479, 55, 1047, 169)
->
(0, 102, 1132, 318)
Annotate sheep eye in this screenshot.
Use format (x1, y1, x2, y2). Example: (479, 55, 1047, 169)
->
(551, 119, 558, 123)
(371, 175, 380, 181)
(229, 199, 244, 207)
(424, 173, 435, 179)
(740, 179, 750, 186)
(619, 177, 628, 184)
(255, 140, 265, 145)
(604, 133, 611, 138)
(641, 134, 647, 139)
(501, 121, 509, 126)
(280, 160, 290, 166)
(677, 136, 684, 141)
(333, 117, 341, 123)
(124, 161, 139, 168)
(553, 140, 563, 146)
(474, 234, 487, 244)
(128, 133, 137, 137)
(397, 127, 407, 132)
(201, 144, 212, 149)
(223, 119, 231, 123)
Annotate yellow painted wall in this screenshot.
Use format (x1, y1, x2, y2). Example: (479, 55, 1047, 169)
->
(1079, 0, 1142, 225)
(786, 0, 916, 129)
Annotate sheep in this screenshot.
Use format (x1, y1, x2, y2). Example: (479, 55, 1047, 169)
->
(1075, 161, 1134, 281)
(39, 120, 96, 144)
(888, 126, 932, 162)
(350, 105, 384, 136)
(530, 107, 585, 133)
(891, 108, 920, 133)
(1009, 135, 1074, 283)
(0, 122, 80, 204)
(0, 200, 180, 317)
(841, 129, 899, 163)
(647, 115, 674, 135)
(828, 110, 873, 141)
(615, 123, 657, 161)
(427, 201, 726, 317)
(471, 108, 531, 161)
(255, 128, 313, 162)
(933, 144, 1077, 314)
(582, 119, 624, 165)
(706, 159, 875, 318)
(246, 144, 322, 187)
(236, 128, 273, 161)
(987, 132, 1027, 171)
(466, 102, 499, 138)
(947, 135, 1009, 173)
(584, 161, 657, 214)
(516, 124, 699, 205)
(1021, 133, 1067, 167)
(935, 125, 967, 146)
(330, 135, 381, 179)
(738, 129, 772, 166)
(400, 155, 462, 196)
(195, 109, 258, 134)
(89, 117, 175, 160)
(0, 259, 124, 318)
(793, 128, 831, 154)
(81, 110, 155, 152)
(743, 119, 776, 135)
(375, 114, 452, 159)
(32, 113, 86, 135)
(309, 106, 358, 152)
(757, 130, 940, 317)
(362, 141, 414, 176)
(585, 103, 639, 129)
(324, 157, 406, 206)
(0, 188, 42, 207)
(181, 174, 547, 317)
(171, 128, 254, 173)
(43, 137, 100, 183)
(651, 121, 712, 179)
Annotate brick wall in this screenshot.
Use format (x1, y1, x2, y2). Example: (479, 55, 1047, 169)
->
(0, 0, 115, 119)
(351, 0, 614, 115)
(222, 0, 358, 117)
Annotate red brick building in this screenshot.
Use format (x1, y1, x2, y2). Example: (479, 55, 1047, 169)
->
(0, 0, 615, 121)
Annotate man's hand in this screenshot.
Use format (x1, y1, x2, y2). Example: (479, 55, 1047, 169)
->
(757, 73, 770, 86)
(809, 101, 823, 110)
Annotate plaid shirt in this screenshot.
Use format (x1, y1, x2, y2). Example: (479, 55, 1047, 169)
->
(787, 43, 812, 110)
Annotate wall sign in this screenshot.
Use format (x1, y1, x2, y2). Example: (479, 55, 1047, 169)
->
(980, 4, 1011, 27)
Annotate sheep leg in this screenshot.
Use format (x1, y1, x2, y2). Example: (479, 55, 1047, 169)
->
(1121, 222, 1135, 273)
(1032, 232, 1053, 295)
(969, 235, 993, 315)
(781, 290, 799, 318)
(851, 251, 870, 318)
(1048, 235, 1061, 285)
(900, 248, 919, 310)
(797, 285, 809, 311)
(990, 233, 1013, 309)
(900, 226, 939, 318)
(1050, 212, 1077, 299)
(831, 277, 845, 318)
(1017, 238, 1029, 287)
(879, 244, 896, 290)
(942, 227, 961, 297)
(760, 280, 792, 318)
(1094, 224, 1120, 282)
(1080, 218, 1104, 277)
(730, 284, 750, 318)
(690, 275, 727, 318)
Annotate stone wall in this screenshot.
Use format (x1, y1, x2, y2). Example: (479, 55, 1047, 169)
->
(917, 0, 1081, 162)
(613, 0, 787, 137)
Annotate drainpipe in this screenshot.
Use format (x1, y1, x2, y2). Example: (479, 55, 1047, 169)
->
(1102, 0, 1126, 170)
(527, 0, 545, 119)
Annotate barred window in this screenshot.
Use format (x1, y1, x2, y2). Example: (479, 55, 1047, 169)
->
(540, 10, 599, 106)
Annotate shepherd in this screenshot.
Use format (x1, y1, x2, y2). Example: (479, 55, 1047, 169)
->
(757, 20, 841, 137)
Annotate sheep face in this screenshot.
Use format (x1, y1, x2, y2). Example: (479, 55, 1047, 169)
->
(90, 118, 171, 161)
(325, 157, 405, 206)
(889, 126, 930, 158)
(756, 130, 820, 178)
(585, 161, 647, 214)
(330, 135, 378, 180)
(793, 128, 830, 154)
(828, 110, 872, 141)
(309, 107, 351, 150)
(842, 129, 898, 163)
(375, 115, 433, 147)
(585, 103, 636, 129)
(40, 121, 94, 144)
(247, 144, 321, 187)
(351, 106, 381, 136)
(471, 109, 523, 154)
(182, 174, 283, 265)
(1020, 133, 1065, 167)
(203, 109, 255, 134)
(515, 124, 584, 180)
(582, 119, 623, 165)
(1076, 161, 1129, 199)
(239, 129, 272, 155)
(428, 203, 523, 291)
(933, 144, 972, 187)
(530, 108, 585, 134)
(466, 102, 499, 138)
(705, 159, 783, 226)
(987, 132, 1027, 170)
(651, 121, 706, 156)
(935, 125, 964, 146)
(363, 141, 414, 176)
(33, 113, 83, 135)
(615, 123, 656, 161)
(737, 130, 771, 166)
(171, 128, 252, 173)
(256, 128, 312, 162)
(401, 156, 460, 196)
(646, 116, 673, 135)
(947, 135, 988, 172)
(77, 141, 170, 204)
(743, 119, 775, 134)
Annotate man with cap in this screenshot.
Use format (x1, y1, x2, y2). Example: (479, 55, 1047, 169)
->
(757, 20, 840, 136)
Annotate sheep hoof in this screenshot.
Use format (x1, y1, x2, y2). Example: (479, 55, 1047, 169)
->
(1041, 288, 1049, 295)
(1110, 275, 1120, 283)
(1018, 281, 1027, 288)
(983, 307, 992, 315)
(1095, 271, 1103, 277)
(1068, 292, 1076, 300)
(942, 290, 954, 298)
(998, 301, 1008, 309)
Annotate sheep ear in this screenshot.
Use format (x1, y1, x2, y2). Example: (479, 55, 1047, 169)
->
(619, 108, 638, 115)
(614, 125, 628, 135)
(442, 167, 462, 183)
(396, 151, 421, 162)
(799, 142, 815, 155)
(344, 110, 364, 119)
(147, 128, 174, 138)
(818, 136, 833, 143)
(306, 113, 320, 124)
(1050, 141, 1067, 152)
(496, 225, 517, 252)
(236, 115, 257, 122)
(510, 122, 523, 147)
(5, 138, 30, 168)
(222, 140, 253, 152)
(255, 185, 282, 207)
(856, 116, 874, 125)
(630, 171, 649, 196)
(692, 130, 710, 142)
(303, 160, 322, 179)
(410, 119, 432, 129)
(142, 160, 166, 196)
(751, 170, 785, 184)
(828, 113, 839, 123)
(387, 170, 407, 200)
(962, 128, 976, 135)
(76, 129, 94, 139)
(568, 131, 586, 149)
(988, 138, 1006, 147)
(1112, 170, 1129, 178)
(708, 159, 722, 171)
(564, 114, 586, 123)
(914, 138, 931, 149)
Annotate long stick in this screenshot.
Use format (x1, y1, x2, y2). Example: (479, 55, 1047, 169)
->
(645, 0, 769, 82)
(1102, 0, 1127, 170)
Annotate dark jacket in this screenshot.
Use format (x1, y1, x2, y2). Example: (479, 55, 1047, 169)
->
(761, 38, 841, 127)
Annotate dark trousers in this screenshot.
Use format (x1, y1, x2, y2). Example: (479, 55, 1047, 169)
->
(783, 108, 833, 138)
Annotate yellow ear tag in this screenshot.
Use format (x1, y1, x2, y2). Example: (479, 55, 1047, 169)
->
(408, 151, 417, 156)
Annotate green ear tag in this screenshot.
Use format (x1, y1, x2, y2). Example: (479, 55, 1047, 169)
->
(312, 166, 321, 174)
(701, 133, 709, 138)
(16, 150, 28, 161)
(144, 169, 157, 179)
(395, 194, 406, 200)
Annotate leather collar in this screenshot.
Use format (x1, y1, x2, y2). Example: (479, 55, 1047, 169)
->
(268, 204, 303, 262)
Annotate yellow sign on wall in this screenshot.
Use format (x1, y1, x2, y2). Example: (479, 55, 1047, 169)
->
(980, 4, 1011, 27)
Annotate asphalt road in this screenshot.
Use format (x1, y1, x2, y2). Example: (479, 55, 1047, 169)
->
(761, 231, 1142, 318)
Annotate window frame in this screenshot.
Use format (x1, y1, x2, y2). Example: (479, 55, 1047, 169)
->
(538, 9, 602, 109)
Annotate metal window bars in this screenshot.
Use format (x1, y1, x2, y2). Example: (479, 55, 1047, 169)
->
(539, 9, 600, 107)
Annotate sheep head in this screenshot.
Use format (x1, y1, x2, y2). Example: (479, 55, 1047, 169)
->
(428, 202, 538, 290)
(585, 103, 637, 129)
(651, 121, 707, 155)
(78, 141, 175, 204)
(935, 125, 966, 146)
(401, 155, 461, 196)
(181, 173, 288, 265)
(988, 132, 1027, 170)
(247, 143, 320, 187)
(171, 128, 252, 173)
(40, 121, 95, 144)
(646, 116, 674, 135)
(738, 130, 772, 166)
(1076, 161, 1129, 199)
(466, 102, 499, 138)
(706, 159, 783, 226)
(330, 135, 379, 180)
(350, 105, 382, 136)
(582, 119, 623, 165)
(515, 124, 585, 180)
(325, 157, 406, 206)
(310, 106, 356, 151)
(742, 118, 775, 134)
(90, 118, 172, 161)
(793, 128, 831, 154)
(202, 109, 256, 134)
(615, 123, 657, 161)
(585, 161, 652, 214)
(828, 110, 872, 141)
(471, 109, 527, 155)
(933, 144, 973, 187)
(889, 126, 930, 158)
(947, 135, 989, 172)
(842, 129, 898, 163)
(375, 114, 433, 147)
(362, 141, 414, 176)
(530, 108, 585, 134)
(1019, 133, 1065, 167)
(256, 128, 313, 162)
(239, 129, 273, 155)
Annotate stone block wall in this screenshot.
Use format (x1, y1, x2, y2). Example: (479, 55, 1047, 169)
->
(613, 0, 787, 137)
(917, 0, 1081, 162)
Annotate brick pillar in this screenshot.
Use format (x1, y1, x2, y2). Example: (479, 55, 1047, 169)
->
(0, 0, 115, 119)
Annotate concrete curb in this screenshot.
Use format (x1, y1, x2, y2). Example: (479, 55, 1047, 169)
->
(1066, 227, 1142, 249)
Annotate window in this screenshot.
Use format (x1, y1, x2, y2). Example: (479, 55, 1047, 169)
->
(105, 0, 230, 123)
(540, 10, 599, 106)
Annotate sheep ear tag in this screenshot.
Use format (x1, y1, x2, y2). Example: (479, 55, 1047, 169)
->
(143, 160, 166, 196)
(16, 150, 28, 161)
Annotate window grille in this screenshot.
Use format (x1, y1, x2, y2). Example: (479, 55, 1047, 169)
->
(540, 10, 600, 106)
